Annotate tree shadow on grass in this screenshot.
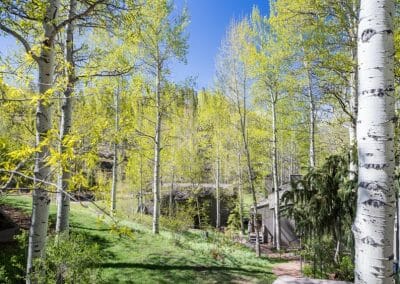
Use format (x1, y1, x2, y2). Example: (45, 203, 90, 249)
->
(180, 230, 208, 241)
(100, 262, 273, 274)
(67, 225, 116, 260)
(100, 261, 273, 284)
(71, 224, 112, 232)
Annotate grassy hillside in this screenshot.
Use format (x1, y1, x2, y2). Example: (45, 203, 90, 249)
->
(1, 195, 276, 283)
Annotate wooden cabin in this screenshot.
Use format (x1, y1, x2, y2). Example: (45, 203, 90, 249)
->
(249, 175, 301, 247)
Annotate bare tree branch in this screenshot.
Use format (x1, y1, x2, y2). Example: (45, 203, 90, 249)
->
(0, 23, 39, 62)
(51, 0, 108, 39)
(0, 161, 26, 191)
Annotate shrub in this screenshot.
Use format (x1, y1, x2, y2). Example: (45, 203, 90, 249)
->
(226, 203, 242, 231)
(29, 232, 103, 283)
(0, 230, 28, 283)
(162, 206, 194, 233)
(335, 256, 354, 281)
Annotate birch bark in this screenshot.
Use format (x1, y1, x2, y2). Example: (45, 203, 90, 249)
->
(111, 85, 120, 215)
(238, 152, 245, 236)
(306, 68, 316, 168)
(152, 59, 162, 234)
(353, 1, 395, 282)
(239, 87, 261, 257)
(271, 94, 281, 251)
(27, 0, 60, 281)
(349, 1, 359, 182)
(56, 0, 76, 236)
(216, 157, 221, 229)
(349, 48, 358, 181)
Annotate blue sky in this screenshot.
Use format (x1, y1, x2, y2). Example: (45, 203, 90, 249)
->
(0, 1, 270, 89)
(172, 0, 270, 89)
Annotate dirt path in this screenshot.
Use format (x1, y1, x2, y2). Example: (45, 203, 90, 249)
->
(255, 243, 303, 278)
(272, 260, 302, 278)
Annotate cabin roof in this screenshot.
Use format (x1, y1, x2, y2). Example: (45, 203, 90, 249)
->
(255, 181, 297, 210)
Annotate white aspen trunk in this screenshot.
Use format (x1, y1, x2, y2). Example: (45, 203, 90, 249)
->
(216, 157, 221, 229)
(272, 210, 276, 247)
(279, 151, 283, 186)
(307, 68, 316, 168)
(300, 40, 315, 169)
(349, 1, 359, 182)
(349, 55, 358, 181)
(289, 139, 294, 175)
(111, 86, 120, 215)
(241, 98, 260, 257)
(234, 77, 260, 256)
(139, 154, 144, 214)
(395, 199, 399, 269)
(238, 152, 245, 236)
(196, 196, 201, 228)
(169, 169, 174, 217)
(353, 1, 395, 282)
(27, 1, 59, 282)
(56, 0, 76, 236)
(152, 61, 162, 234)
(396, 197, 400, 269)
(271, 97, 281, 251)
(334, 222, 342, 264)
(247, 147, 261, 257)
(110, 141, 118, 214)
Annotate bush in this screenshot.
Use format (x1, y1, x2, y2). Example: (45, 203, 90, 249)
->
(301, 238, 354, 282)
(335, 256, 354, 281)
(227, 203, 242, 231)
(0, 230, 28, 283)
(162, 207, 195, 246)
(29, 232, 103, 283)
(303, 264, 328, 279)
(162, 207, 194, 233)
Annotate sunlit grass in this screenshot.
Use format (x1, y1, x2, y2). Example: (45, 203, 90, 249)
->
(2, 195, 276, 284)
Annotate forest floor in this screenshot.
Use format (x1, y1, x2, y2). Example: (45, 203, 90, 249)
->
(272, 261, 302, 278)
(258, 246, 301, 278)
(0, 195, 281, 283)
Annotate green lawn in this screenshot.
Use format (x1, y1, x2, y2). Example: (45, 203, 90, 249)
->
(1, 195, 276, 284)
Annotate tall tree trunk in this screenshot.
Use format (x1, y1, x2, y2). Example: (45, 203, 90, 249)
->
(216, 157, 221, 229)
(56, 0, 76, 236)
(139, 154, 144, 214)
(152, 61, 162, 234)
(395, 198, 399, 269)
(111, 86, 120, 215)
(245, 140, 261, 257)
(169, 170, 174, 217)
(238, 152, 245, 236)
(353, 1, 395, 282)
(238, 89, 260, 257)
(306, 68, 316, 168)
(349, 51, 358, 181)
(27, 1, 59, 281)
(349, 1, 359, 182)
(196, 195, 201, 228)
(271, 97, 281, 251)
(396, 197, 400, 270)
(279, 151, 283, 185)
(334, 220, 341, 264)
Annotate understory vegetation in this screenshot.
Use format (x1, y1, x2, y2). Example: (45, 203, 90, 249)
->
(0, 0, 399, 282)
(0, 196, 275, 284)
